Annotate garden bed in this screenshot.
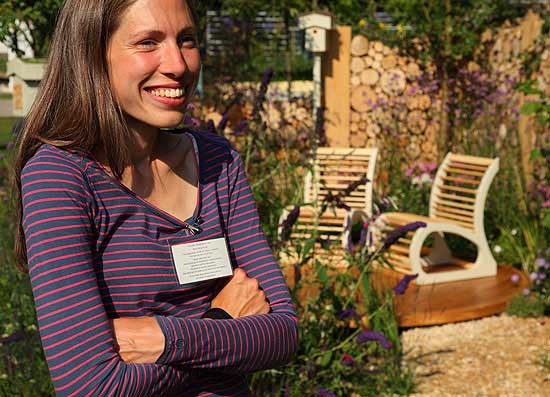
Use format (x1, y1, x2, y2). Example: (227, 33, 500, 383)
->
(401, 313, 550, 396)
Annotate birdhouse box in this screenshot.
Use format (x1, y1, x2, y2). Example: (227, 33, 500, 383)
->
(298, 12, 333, 53)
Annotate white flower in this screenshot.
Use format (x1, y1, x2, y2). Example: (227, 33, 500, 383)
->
(511, 229, 518, 236)
(493, 245, 502, 254)
(420, 173, 433, 185)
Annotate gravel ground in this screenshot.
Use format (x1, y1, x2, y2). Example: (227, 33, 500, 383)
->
(401, 314, 550, 397)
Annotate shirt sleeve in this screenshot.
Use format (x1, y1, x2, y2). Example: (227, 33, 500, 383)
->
(22, 149, 185, 397)
(155, 148, 299, 372)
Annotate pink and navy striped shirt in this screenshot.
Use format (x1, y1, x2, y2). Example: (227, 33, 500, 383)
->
(21, 129, 298, 396)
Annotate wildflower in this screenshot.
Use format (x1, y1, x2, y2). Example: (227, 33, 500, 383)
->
(522, 288, 530, 295)
(358, 19, 367, 28)
(346, 229, 354, 253)
(183, 116, 200, 128)
(337, 308, 360, 320)
(396, 24, 404, 34)
(317, 388, 337, 397)
(279, 206, 300, 243)
(511, 229, 518, 236)
(510, 273, 520, 284)
(6, 141, 14, 150)
(535, 258, 547, 269)
(493, 245, 502, 254)
(261, 67, 274, 91)
(393, 274, 418, 295)
(205, 119, 216, 134)
(294, 263, 301, 285)
(359, 222, 369, 246)
(530, 272, 538, 282)
(231, 120, 248, 136)
(341, 353, 354, 366)
(383, 222, 427, 249)
(217, 113, 229, 131)
(356, 329, 392, 349)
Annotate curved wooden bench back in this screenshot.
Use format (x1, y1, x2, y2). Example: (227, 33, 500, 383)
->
(429, 153, 499, 236)
(304, 147, 378, 217)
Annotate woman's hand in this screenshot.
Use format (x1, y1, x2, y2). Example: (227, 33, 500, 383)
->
(111, 316, 165, 364)
(211, 268, 270, 318)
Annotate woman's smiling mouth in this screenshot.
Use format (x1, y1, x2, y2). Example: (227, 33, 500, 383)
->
(145, 86, 187, 106)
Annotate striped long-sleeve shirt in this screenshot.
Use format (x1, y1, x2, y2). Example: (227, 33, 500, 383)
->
(21, 129, 298, 396)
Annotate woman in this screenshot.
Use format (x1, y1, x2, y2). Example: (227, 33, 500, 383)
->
(13, 0, 298, 395)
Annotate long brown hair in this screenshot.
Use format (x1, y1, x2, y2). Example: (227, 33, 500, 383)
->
(12, 0, 138, 271)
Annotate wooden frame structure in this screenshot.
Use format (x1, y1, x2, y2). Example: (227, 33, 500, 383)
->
(373, 153, 499, 285)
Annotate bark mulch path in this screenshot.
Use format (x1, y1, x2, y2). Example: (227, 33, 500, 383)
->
(401, 314, 550, 397)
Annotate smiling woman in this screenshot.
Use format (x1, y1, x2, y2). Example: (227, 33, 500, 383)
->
(107, 0, 201, 131)
(12, 0, 298, 396)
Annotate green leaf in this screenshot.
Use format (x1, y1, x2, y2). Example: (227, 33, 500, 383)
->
(530, 148, 543, 161)
(316, 261, 329, 286)
(320, 350, 333, 368)
(542, 211, 550, 229)
(521, 102, 542, 115)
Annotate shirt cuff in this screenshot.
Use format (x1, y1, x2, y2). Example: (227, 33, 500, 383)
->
(201, 308, 233, 320)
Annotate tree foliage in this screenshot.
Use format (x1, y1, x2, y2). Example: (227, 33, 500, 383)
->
(0, 0, 63, 58)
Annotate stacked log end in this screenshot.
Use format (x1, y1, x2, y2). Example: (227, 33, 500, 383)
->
(349, 34, 438, 162)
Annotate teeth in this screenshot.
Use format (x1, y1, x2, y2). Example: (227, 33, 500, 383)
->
(150, 88, 184, 98)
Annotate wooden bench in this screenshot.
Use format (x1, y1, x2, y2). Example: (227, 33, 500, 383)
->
(372, 153, 499, 285)
(279, 147, 378, 268)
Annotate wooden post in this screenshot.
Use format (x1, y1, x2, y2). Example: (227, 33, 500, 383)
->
(323, 25, 351, 147)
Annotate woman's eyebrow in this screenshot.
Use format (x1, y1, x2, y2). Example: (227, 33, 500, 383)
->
(130, 26, 197, 39)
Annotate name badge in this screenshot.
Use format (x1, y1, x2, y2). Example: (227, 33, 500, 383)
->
(170, 237, 233, 284)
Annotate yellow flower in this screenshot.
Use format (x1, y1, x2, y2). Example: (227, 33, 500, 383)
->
(379, 22, 386, 30)
(358, 19, 367, 28)
(397, 24, 404, 34)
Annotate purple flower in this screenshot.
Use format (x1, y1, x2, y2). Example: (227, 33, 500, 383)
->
(530, 272, 538, 282)
(341, 353, 354, 366)
(231, 120, 248, 136)
(346, 229, 354, 253)
(261, 67, 274, 90)
(392, 274, 418, 295)
(279, 206, 300, 243)
(183, 116, 201, 128)
(205, 120, 216, 134)
(294, 263, 301, 285)
(217, 113, 229, 131)
(316, 388, 337, 397)
(523, 288, 530, 296)
(510, 273, 520, 284)
(356, 329, 392, 349)
(359, 222, 369, 246)
(383, 222, 427, 249)
(337, 308, 360, 320)
(337, 201, 352, 211)
(535, 258, 547, 269)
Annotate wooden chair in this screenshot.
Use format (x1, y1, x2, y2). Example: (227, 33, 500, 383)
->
(279, 147, 378, 267)
(372, 153, 499, 285)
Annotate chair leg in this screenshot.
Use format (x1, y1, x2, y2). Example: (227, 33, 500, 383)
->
(420, 232, 452, 267)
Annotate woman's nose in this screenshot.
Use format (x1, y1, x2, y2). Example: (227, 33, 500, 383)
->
(160, 42, 187, 78)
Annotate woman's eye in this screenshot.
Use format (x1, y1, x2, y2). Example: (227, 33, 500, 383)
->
(179, 36, 197, 48)
(137, 40, 157, 49)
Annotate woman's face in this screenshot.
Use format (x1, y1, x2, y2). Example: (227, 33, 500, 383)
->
(107, 0, 200, 132)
